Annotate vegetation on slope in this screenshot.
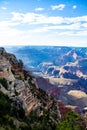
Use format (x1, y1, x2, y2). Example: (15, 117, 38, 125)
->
(56, 111, 85, 130)
(0, 78, 8, 90)
(0, 90, 86, 130)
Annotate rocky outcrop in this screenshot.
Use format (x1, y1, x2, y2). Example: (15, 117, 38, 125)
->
(0, 47, 62, 121)
(0, 56, 15, 81)
(36, 76, 60, 98)
(0, 48, 40, 115)
(0, 47, 6, 55)
(0, 47, 18, 64)
(67, 90, 87, 109)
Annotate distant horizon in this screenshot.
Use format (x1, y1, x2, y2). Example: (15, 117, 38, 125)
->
(2, 44, 87, 48)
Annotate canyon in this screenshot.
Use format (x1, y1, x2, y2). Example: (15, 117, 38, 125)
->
(0, 46, 87, 130)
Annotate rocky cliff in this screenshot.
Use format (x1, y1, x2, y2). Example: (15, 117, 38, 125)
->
(0, 47, 62, 129)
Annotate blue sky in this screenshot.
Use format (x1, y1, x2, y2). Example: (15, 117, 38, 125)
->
(0, 0, 87, 47)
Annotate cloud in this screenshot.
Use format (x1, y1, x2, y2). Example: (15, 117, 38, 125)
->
(73, 5, 77, 9)
(51, 4, 65, 10)
(82, 23, 87, 28)
(11, 12, 64, 24)
(0, 21, 20, 27)
(11, 12, 87, 26)
(35, 7, 44, 11)
(0, 11, 87, 46)
(0, 24, 25, 46)
(0, 22, 86, 47)
(59, 30, 87, 36)
(33, 27, 49, 32)
(11, 12, 24, 21)
(59, 31, 75, 36)
(1, 6, 7, 10)
(65, 16, 87, 23)
(41, 22, 81, 31)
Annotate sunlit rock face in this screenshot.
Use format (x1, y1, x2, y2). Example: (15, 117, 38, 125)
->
(67, 90, 87, 109)
(0, 56, 15, 81)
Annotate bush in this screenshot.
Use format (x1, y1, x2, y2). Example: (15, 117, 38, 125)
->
(0, 91, 10, 115)
(56, 111, 85, 130)
(0, 78, 8, 89)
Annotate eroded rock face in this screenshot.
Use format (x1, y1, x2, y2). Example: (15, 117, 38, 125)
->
(0, 47, 6, 55)
(67, 90, 87, 99)
(36, 76, 60, 98)
(0, 47, 18, 64)
(0, 49, 39, 114)
(0, 56, 15, 81)
(0, 48, 62, 120)
(67, 90, 87, 109)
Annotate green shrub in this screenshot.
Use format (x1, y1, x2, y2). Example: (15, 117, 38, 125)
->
(0, 78, 8, 89)
(56, 111, 85, 130)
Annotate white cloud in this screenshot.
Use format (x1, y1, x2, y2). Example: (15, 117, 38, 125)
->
(33, 27, 49, 32)
(0, 11, 87, 46)
(0, 26, 25, 46)
(59, 31, 75, 36)
(65, 16, 87, 23)
(1, 6, 7, 10)
(11, 12, 24, 21)
(1, 12, 87, 33)
(41, 22, 81, 31)
(75, 31, 87, 36)
(51, 4, 65, 11)
(0, 21, 20, 27)
(11, 12, 87, 26)
(0, 24, 86, 46)
(73, 5, 77, 9)
(11, 12, 64, 24)
(82, 23, 87, 28)
(35, 7, 44, 11)
(59, 30, 87, 36)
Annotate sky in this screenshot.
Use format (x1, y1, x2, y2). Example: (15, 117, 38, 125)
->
(0, 0, 87, 47)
